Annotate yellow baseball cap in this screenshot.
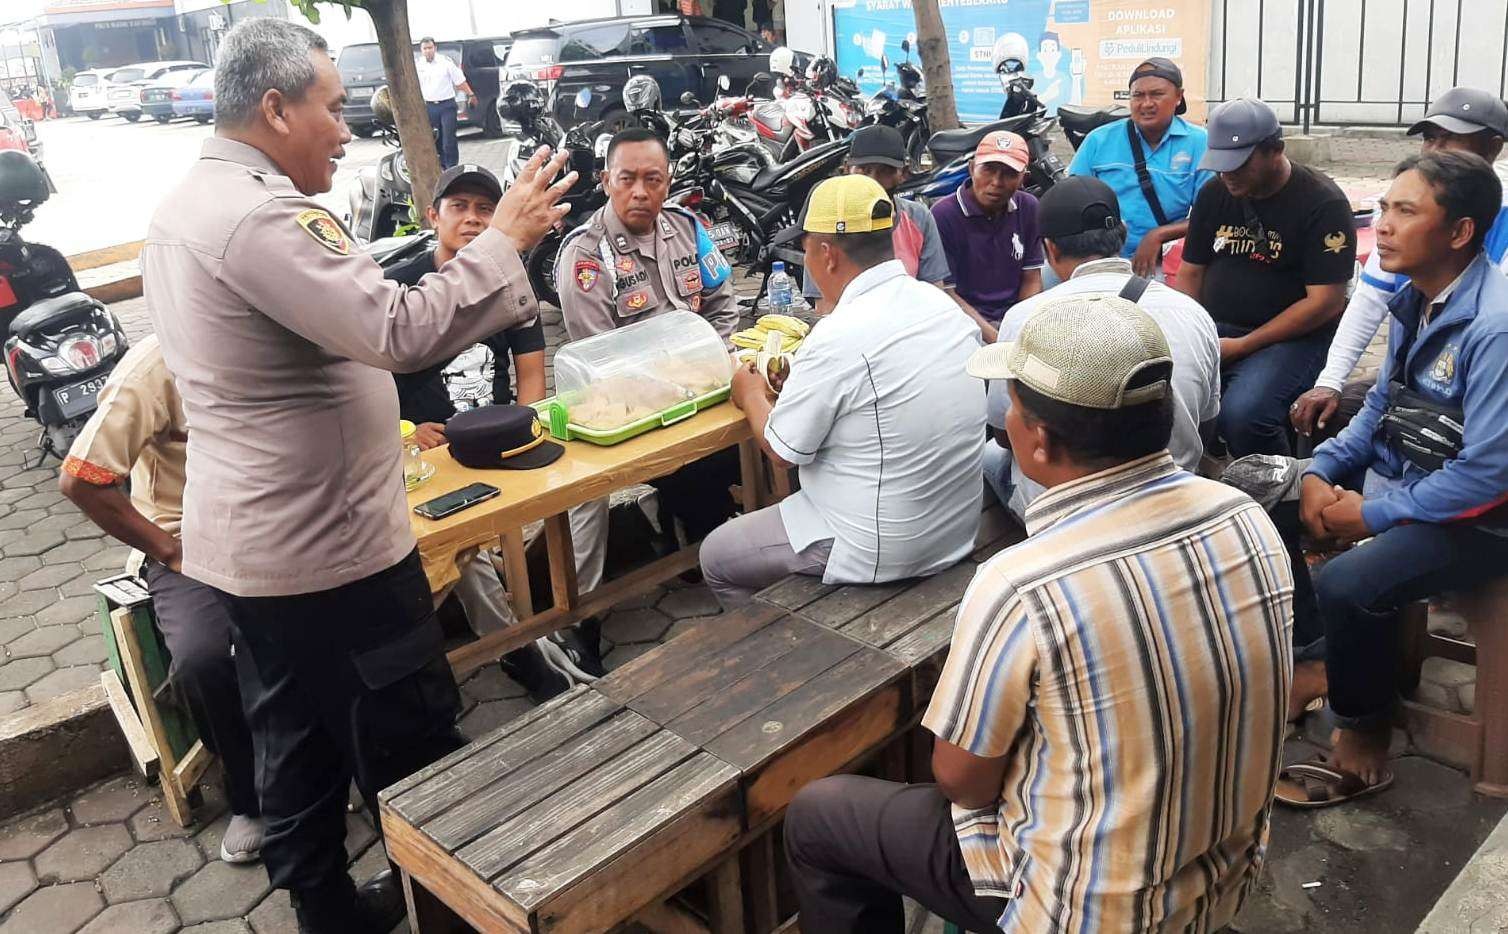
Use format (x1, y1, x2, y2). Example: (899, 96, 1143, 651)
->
(774, 174, 895, 246)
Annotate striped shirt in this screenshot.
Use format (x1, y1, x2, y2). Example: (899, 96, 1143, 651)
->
(922, 453, 1293, 933)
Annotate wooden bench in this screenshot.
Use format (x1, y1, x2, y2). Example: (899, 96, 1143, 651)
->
(380, 685, 743, 933)
(1399, 578, 1508, 797)
(93, 574, 211, 827)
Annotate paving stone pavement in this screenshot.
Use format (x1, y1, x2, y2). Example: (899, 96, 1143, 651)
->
(0, 575, 717, 932)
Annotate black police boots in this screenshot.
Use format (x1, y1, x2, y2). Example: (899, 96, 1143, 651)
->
(292, 869, 405, 934)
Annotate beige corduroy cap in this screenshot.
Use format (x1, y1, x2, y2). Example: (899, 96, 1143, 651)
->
(967, 295, 1173, 410)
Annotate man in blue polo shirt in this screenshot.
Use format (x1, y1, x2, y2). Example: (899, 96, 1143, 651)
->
(1069, 58, 1212, 277)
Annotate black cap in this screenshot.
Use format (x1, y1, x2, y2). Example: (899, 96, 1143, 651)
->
(847, 124, 908, 168)
(433, 163, 502, 206)
(1038, 176, 1121, 240)
(445, 404, 563, 470)
(1408, 87, 1508, 138)
(1130, 57, 1187, 115)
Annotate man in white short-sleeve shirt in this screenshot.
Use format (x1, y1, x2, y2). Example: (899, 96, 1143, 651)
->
(984, 176, 1221, 518)
(701, 176, 986, 608)
(416, 36, 475, 170)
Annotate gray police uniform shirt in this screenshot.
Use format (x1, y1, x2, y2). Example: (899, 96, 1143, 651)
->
(555, 202, 738, 341)
(142, 138, 539, 597)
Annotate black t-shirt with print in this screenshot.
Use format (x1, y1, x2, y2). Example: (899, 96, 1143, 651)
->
(1183, 162, 1357, 335)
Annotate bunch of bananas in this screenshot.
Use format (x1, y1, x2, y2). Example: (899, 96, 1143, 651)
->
(732, 314, 810, 358)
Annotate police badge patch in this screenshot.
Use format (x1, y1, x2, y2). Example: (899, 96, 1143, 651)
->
(575, 260, 601, 293)
(625, 290, 651, 311)
(615, 255, 636, 274)
(682, 269, 703, 293)
(296, 209, 351, 255)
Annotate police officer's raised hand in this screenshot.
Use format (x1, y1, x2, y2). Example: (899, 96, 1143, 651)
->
(492, 146, 577, 254)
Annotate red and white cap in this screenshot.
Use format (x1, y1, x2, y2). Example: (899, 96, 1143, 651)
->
(973, 130, 1030, 172)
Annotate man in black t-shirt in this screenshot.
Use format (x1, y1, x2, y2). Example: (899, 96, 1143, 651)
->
(1177, 98, 1355, 456)
(382, 164, 580, 702)
(384, 164, 548, 446)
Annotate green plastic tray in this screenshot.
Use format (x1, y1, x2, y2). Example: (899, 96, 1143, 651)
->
(531, 384, 731, 446)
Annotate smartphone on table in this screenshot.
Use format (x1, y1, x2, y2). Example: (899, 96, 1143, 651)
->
(413, 482, 500, 520)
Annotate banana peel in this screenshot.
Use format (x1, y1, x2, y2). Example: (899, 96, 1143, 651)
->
(754, 330, 795, 393)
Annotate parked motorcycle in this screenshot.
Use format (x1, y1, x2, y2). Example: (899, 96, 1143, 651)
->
(497, 78, 565, 190)
(346, 85, 418, 243)
(772, 50, 861, 159)
(0, 151, 127, 460)
(857, 38, 930, 168)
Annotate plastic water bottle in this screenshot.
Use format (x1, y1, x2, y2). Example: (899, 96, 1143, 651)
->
(768, 261, 794, 315)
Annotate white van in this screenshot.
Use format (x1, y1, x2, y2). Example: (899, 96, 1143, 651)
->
(106, 61, 208, 121)
(69, 69, 115, 119)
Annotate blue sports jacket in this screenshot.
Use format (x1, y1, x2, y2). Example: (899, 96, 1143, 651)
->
(1309, 252, 1508, 532)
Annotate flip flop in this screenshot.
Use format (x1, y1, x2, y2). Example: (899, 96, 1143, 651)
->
(1288, 695, 1327, 724)
(1274, 756, 1394, 808)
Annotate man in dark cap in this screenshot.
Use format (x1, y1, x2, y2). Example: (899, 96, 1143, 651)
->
(1069, 57, 1213, 276)
(1176, 97, 1355, 458)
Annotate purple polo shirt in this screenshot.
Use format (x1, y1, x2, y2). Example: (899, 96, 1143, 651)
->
(931, 182, 1044, 322)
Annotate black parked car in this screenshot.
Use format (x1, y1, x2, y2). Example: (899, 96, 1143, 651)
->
(504, 14, 773, 131)
(338, 36, 511, 137)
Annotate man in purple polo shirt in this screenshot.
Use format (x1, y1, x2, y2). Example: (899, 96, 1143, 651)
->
(932, 130, 1045, 342)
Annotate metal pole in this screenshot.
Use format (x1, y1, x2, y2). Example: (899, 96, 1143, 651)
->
(1398, 0, 1410, 125)
(1356, 0, 1366, 103)
(1450, 0, 1462, 86)
(1312, 0, 1325, 130)
(1292, 0, 1306, 127)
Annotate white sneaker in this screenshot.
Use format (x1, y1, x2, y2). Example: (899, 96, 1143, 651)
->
(220, 813, 265, 864)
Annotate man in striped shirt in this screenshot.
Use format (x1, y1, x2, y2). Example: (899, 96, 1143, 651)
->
(784, 296, 1294, 933)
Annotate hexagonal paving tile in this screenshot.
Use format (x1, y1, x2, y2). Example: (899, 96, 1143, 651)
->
(458, 696, 535, 739)
(171, 859, 272, 924)
(42, 537, 110, 564)
(0, 880, 105, 933)
(0, 858, 36, 912)
(657, 585, 720, 620)
(5, 624, 79, 658)
(600, 607, 673, 645)
(128, 798, 197, 843)
(0, 655, 53, 691)
(1, 590, 57, 619)
(181, 921, 254, 934)
(52, 634, 108, 667)
(35, 594, 98, 628)
(27, 664, 105, 704)
(77, 898, 180, 934)
(83, 546, 132, 572)
(1, 526, 65, 558)
(100, 837, 205, 901)
(0, 690, 25, 714)
(459, 663, 526, 702)
(247, 889, 297, 934)
(61, 573, 106, 598)
(0, 553, 42, 582)
(0, 807, 67, 859)
(0, 508, 46, 532)
(33, 824, 133, 883)
(71, 775, 153, 825)
(0, 615, 34, 644)
(17, 562, 82, 592)
(63, 516, 107, 541)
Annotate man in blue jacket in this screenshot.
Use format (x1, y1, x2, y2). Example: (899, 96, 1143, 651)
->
(1279, 151, 1508, 807)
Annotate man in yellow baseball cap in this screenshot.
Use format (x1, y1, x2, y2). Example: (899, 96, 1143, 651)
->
(701, 175, 987, 607)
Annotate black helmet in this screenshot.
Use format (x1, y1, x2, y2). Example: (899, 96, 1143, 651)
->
(498, 79, 543, 121)
(807, 56, 838, 89)
(0, 151, 48, 208)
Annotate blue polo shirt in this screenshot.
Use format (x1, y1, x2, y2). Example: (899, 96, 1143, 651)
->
(1068, 116, 1214, 257)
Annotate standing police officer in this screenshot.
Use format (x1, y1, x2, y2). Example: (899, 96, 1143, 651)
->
(140, 19, 573, 933)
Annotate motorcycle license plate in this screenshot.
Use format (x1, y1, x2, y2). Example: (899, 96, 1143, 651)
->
(709, 222, 740, 251)
(53, 373, 110, 419)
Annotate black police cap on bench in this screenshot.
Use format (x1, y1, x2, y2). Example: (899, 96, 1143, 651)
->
(1038, 176, 1122, 240)
(446, 404, 563, 470)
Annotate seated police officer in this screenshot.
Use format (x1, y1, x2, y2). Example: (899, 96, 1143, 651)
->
(555, 127, 739, 666)
(1278, 151, 1508, 807)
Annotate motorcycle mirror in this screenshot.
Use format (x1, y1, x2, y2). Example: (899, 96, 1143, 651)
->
(880, 54, 889, 72)
(593, 133, 612, 160)
(717, 74, 730, 91)
(856, 67, 865, 78)
(574, 87, 593, 110)
(901, 38, 911, 54)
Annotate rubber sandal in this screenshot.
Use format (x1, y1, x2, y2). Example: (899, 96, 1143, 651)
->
(1274, 756, 1394, 808)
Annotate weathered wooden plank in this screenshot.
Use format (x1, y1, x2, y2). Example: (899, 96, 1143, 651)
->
(389, 688, 619, 826)
(704, 648, 908, 774)
(382, 684, 596, 805)
(495, 753, 740, 914)
(742, 677, 908, 826)
(383, 801, 529, 932)
(427, 710, 660, 851)
(837, 562, 975, 650)
(794, 581, 910, 629)
(595, 601, 787, 704)
(664, 625, 862, 747)
(400, 870, 471, 934)
(755, 574, 835, 612)
(884, 608, 957, 671)
(629, 615, 812, 727)
(706, 855, 744, 934)
(460, 729, 700, 881)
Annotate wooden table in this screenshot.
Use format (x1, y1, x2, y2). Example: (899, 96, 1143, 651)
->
(410, 402, 781, 677)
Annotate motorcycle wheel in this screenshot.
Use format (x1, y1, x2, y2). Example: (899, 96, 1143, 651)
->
(527, 235, 562, 309)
